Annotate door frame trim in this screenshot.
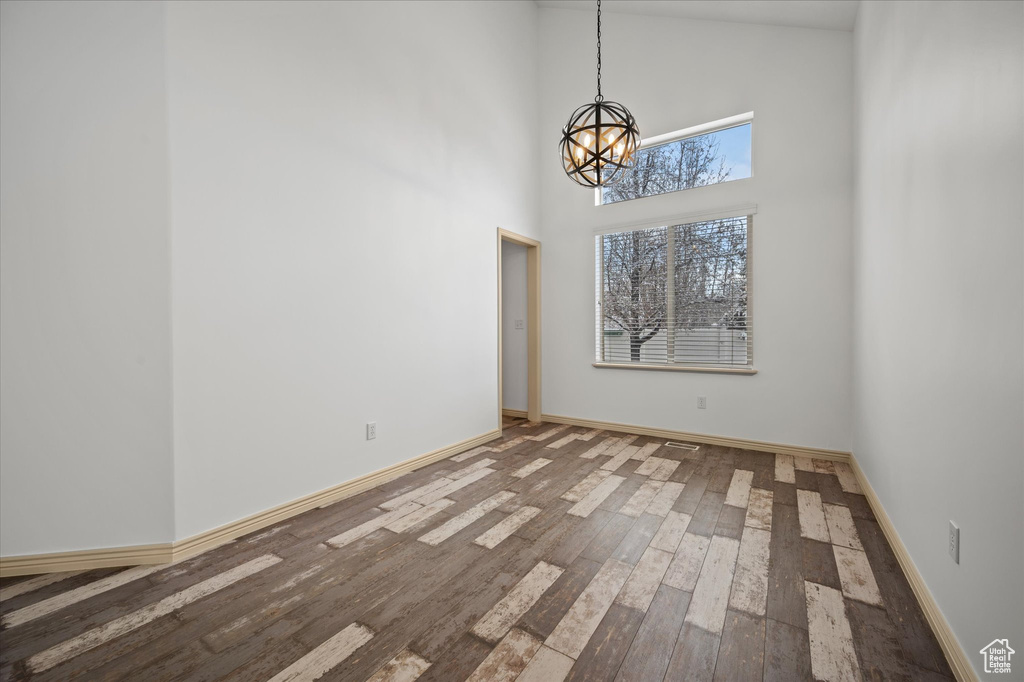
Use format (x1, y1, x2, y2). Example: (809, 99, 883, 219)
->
(497, 228, 541, 430)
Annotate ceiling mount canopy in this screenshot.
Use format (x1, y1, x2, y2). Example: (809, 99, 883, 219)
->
(559, 0, 641, 189)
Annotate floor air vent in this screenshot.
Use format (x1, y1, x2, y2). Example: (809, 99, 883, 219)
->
(665, 441, 700, 451)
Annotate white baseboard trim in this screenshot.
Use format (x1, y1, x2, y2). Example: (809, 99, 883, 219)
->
(0, 428, 501, 577)
(540, 413, 851, 461)
(0, 543, 173, 577)
(849, 455, 977, 682)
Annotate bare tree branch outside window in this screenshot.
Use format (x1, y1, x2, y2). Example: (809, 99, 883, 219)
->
(598, 217, 750, 367)
(601, 123, 750, 205)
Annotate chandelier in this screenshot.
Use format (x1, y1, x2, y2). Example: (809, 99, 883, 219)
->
(559, 0, 641, 188)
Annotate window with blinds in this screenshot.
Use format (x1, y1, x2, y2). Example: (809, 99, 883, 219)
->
(595, 215, 752, 370)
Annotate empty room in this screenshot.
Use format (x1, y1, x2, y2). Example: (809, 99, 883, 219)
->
(1, 0, 1021, 680)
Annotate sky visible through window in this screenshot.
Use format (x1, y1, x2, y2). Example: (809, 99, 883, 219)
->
(601, 123, 751, 205)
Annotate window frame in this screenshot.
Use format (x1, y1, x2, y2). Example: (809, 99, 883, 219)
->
(595, 111, 754, 207)
(593, 206, 757, 375)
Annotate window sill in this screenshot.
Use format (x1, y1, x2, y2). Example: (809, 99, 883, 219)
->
(593, 362, 758, 376)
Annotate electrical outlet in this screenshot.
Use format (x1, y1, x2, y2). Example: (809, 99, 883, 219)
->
(697, 396, 707, 409)
(366, 422, 376, 441)
(948, 521, 959, 564)
(515, 319, 524, 329)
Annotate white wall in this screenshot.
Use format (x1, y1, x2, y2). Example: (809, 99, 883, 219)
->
(0, 2, 175, 555)
(501, 241, 529, 411)
(853, 1, 1024, 675)
(538, 9, 854, 451)
(165, 1, 540, 539)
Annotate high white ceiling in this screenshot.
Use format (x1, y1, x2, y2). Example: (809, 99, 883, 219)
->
(535, 0, 860, 32)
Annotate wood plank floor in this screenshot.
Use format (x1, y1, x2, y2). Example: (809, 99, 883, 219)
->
(0, 420, 954, 681)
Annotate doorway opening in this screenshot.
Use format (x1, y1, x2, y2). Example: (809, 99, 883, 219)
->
(497, 229, 540, 431)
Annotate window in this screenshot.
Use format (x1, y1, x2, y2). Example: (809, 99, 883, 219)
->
(595, 214, 753, 372)
(600, 114, 752, 205)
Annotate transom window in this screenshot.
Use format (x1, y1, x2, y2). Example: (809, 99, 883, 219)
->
(595, 214, 754, 372)
(600, 113, 752, 205)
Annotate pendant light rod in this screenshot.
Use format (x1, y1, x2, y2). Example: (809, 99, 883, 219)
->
(596, 0, 602, 101)
(559, 0, 640, 188)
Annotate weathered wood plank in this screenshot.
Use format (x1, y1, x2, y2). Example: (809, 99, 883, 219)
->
(328, 502, 425, 547)
(796, 489, 830, 543)
(684, 535, 741, 635)
(450, 446, 494, 463)
(366, 648, 432, 682)
(649, 511, 691, 553)
(567, 475, 625, 518)
(465, 627, 541, 682)
(2, 564, 164, 628)
(846, 600, 913, 681)
(28, 554, 282, 674)
(824, 503, 863, 551)
(805, 580, 861, 682)
(687, 491, 726, 537)
(601, 445, 640, 472)
(766, 502, 807, 630)
(714, 610, 765, 681)
(474, 506, 541, 549)
(471, 561, 564, 643)
(449, 458, 498, 480)
(618, 480, 664, 517)
(774, 454, 796, 484)
(615, 547, 673, 612)
(833, 545, 882, 606)
(561, 469, 612, 503)
(579, 437, 617, 459)
(714, 503, 747, 540)
(380, 479, 452, 511)
(646, 482, 684, 517)
(650, 459, 681, 481)
(545, 558, 633, 659)
(610, 514, 663, 566)
(664, 622, 720, 682)
(546, 433, 580, 449)
(802, 538, 842, 591)
(384, 499, 455, 534)
(729, 526, 771, 617)
(418, 491, 515, 546)
(615, 584, 690, 682)
(724, 469, 754, 508)
(519, 557, 603, 641)
(267, 622, 374, 682)
(745, 487, 774, 531)
(631, 442, 661, 461)
(764, 617, 812, 682)
(833, 462, 862, 494)
(793, 456, 816, 472)
(663, 532, 711, 592)
(517, 644, 575, 682)
(0, 571, 86, 603)
(513, 458, 553, 479)
(565, 603, 643, 682)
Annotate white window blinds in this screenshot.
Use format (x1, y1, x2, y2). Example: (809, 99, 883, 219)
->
(596, 215, 752, 369)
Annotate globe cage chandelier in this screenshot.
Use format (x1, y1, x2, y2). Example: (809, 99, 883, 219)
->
(560, 0, 641, 188)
